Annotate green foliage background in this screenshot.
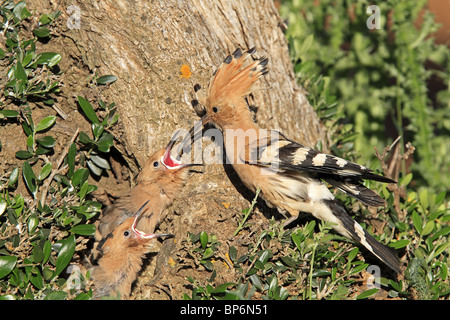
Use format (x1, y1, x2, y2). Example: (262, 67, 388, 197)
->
(279, 0, 449, 192)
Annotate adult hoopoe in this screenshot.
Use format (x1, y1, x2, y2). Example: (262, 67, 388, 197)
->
(92, 201, 173, 299)
(189, 47, 401, 274)
(95, 139, 201, 245)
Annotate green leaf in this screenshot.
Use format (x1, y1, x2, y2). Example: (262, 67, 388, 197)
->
(22, 117, 33, 136)
(280, 256, 296, 268)
(258, 249, 270, 264)
(434, 192, 445, 206)
(70, 224, 96, 236)
(92, 123, 104, 140)
(388, 279, 403, 293)
(421, 220, 435, 236)
(249, 274, 263, 290)
(90, 154, 110, 170)
(9, 167, 19, 186)
(67, 143, 76, 179)
(202, 247, 215, 260)
(199, 231, 208, 250)
(347, 247, 359, 263)
(98, 100, 107, 110)
(357, 288, 379, 300)
(26, 134, 34, 150)
(432, 226, 450, 240)
(78, 131, 93, 145)
(107, 113, 119, 127)
(36, 116, 56, 132)
(38, 162, 52, 180)
(0, 256, 18, 279)
(22, 161, 37, 197)
(32, 245, 44, 264)
(54, 235, 75, 277)
(211, 282, 235, 294)
(96, 75, 117, 85)
(97, 133, 114, 152)
(228, 246, 237, 262)
(349, 262, 369, 275)
(33, 27, 50, 38)
(77, 96, 100, 124)
(72, 168, 89, 186)
(291, 231, 305, 251)
(39, 14, 52, 25)
(74, 293, 91, 300)
(419, 189, 429, 210)
(27, 214, 39, 234)
(12, 1, 31, 21)
(30, 269, 44, 289)
(312, 269, 331, 277)
(390, 239, 410, 249)
(36, 136, 56, 148)
(44, 291, 68, 300)
(0, 110, 19, 118)
(268, 275, 278, 293)
(304, 220, 316, 236)
(43, 240, 52, 265)
(399, 173, 413, 186)
(412, 211, 422, 234)
(201, 260, 214, 271)
(15, 61, 27, 93)
(36, 146, 52, 155)
(297, 34, 314, 57)
(34, 52, 61, 67)
(78, 181, 89, 200)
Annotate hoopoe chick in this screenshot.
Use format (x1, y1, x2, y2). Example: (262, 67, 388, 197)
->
(191, 47, 402, 274)
(96, 139, 200, 243)
(92, 201, 173, 299)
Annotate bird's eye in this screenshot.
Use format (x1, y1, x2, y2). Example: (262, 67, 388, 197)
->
(153, 161, 160, 168)
(212, 106, 218, 113)
(123, 231, 130, 237)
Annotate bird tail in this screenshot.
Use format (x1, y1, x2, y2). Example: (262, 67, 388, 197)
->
(206, 47, 268, 103)
(322, 199, 402, 274)
(323, 178, 387, 207)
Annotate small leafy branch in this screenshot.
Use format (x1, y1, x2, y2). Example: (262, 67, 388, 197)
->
(280, 0, 450, 191)
(0, 93, 120, 299)
(15, 113, 56, 161)
(1, 1, 62, 105)
(77, 96, 117, 177)
(0, 1, 121, 300)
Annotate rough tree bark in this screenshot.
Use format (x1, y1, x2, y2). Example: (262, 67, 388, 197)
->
(28, 0, 327, 298)
(31, 0, 326, 163)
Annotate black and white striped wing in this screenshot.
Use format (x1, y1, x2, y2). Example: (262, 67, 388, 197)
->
(248, 133, 395, 207)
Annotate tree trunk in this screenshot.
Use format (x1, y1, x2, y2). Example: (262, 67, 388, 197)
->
(28, 0, 327, 299)
(32, 0, 325, 163)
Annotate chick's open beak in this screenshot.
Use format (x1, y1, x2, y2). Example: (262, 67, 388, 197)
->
(162, 136, 203, 170)
(131, 200, 174, 240)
